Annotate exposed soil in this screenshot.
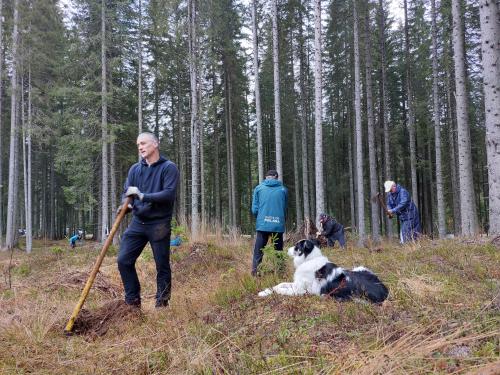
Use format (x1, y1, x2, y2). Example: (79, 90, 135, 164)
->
(71, 300, 142, 340)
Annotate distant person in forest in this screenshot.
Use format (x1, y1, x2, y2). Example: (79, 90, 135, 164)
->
(69, 234, 81, 249)
(316, 213, 346, 249)
(384, 180, 422, 243)
(251, 169, 288, 276)
(116, 132, 179, 308)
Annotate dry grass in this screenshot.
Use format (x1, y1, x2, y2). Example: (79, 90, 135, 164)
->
(0, 237, 499, 374)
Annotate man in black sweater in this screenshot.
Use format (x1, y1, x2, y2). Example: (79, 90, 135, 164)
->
(316, 213, 346, 249)
(117, 132, 179, 308)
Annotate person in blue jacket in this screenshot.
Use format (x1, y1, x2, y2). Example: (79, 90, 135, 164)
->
(385, 180, 422, 243)
(251, 169, 288, 276)
(116, 132, 179, 308)
(69, 234, 81, 248)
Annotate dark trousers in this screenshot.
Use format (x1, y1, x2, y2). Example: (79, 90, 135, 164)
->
(327, 228, 346, 249)
(117, 219, 171, 305)
(252, 231, 284, 274)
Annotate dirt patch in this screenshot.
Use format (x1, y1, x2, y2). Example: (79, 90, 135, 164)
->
(71, 300, 142, 339)
(48, 271, 122, 298)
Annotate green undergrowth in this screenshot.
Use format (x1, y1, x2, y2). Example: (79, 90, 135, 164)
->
(0, 237, 499, 374)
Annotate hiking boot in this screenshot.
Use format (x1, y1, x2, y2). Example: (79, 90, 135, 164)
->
(125, 298, 141, 308)
(155, 299, 169, 308)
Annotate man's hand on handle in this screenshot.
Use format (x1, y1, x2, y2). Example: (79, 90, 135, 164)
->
(125, 186, 144, 201)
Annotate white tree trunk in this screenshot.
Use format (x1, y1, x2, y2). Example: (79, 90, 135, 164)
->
(252, 0, 264, 182)
(452, 0, 478, 236)
(24, 69, 33, 253)
(0, 0, 4, 247)
(314, 0, 325, 220)
(189, 0, 200, 238)
(5, 0, 20, 250)
(110, 135, 118, 245)
(378, 0, 393, 238)
(101, 0, 109, 243)
(138, 0, 143, 135)
(364, 6, 380, 242)
(353, 0, 365, 245)
(298, 3, 310, 222)
(404, 0, 418, 205)
(272, 0, 283, 179)
(431, 0, 446, 238)
(479, 0, 500, 235)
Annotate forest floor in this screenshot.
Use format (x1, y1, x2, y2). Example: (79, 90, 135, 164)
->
(0, 235, 499, 374)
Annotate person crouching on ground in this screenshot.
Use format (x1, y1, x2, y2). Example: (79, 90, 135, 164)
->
(384, 180, 421, 243)
(316, 213, 346, 249)
(116, 132, 179, 308)
(251, 169, 288, 276)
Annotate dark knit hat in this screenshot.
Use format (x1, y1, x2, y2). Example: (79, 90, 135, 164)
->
(265, 169, 279, 178)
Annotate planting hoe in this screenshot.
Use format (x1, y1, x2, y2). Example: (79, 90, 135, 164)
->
(64, 197, 132, 334)
(372, 192, 393, 219)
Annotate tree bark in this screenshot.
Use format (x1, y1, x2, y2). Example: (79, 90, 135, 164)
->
(272, 0, 283, 179)
(478, 0, 500, 235)
(252, 0, 264, 182)
(189, 0, 200, 238)
(364, 4, 380, 242)
(404, 0, 418, 204)
(314, 0, 325, 220)
(100, 0, 109, 243)
(5, 0, 20, 250)
(0, 0, 4, 246)
(138, 0, 143, 135)
(378, 0, 393, 238)
(431, 0, 446, 238)
(451, 0, 478, 235)
(353, 0, 365, 245)
(298, 2, 310, 222)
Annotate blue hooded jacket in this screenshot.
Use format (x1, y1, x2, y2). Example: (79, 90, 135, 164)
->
(123, 155, 179, 224)
(386, 184, 419, 222)
(252, 179, 288, 233)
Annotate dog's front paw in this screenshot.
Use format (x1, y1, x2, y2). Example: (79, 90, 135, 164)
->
(258, 288, 273, 297)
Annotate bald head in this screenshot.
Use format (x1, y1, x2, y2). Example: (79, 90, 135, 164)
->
(137, 132, 160, 164)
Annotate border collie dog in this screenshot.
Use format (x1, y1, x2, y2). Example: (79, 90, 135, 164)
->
(258, 239, 388, 304)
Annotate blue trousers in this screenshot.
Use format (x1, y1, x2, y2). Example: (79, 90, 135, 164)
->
(400, 216, 422, 243)
(117, 219, 171, 305)
(252, 231, 284, 274)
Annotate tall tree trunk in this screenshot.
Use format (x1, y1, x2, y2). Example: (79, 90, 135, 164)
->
(272, 0, 283, 179)
(364, 5, 380, 242)
(451, 0, 478, 236)
(110, 135, 117, 245)
(378, 0, 393, 238)
(314, 0, 325, 220)
(23, 69, 33, 253)
(5, 0, 19, 250)
(479, 0, 500, 235)
(252, 0, 264, 182)
(404, 0, 418, 204)
(0, 0, 3, 246)
(298, 2, 310, 222)
(445, 67, 461, 234)
(138, 0, 143, 135)
(100, 0, 109, 243)
(353, 0, 365, 245)
(431, 0, 446, 238)
(189, 0, 200, 238)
